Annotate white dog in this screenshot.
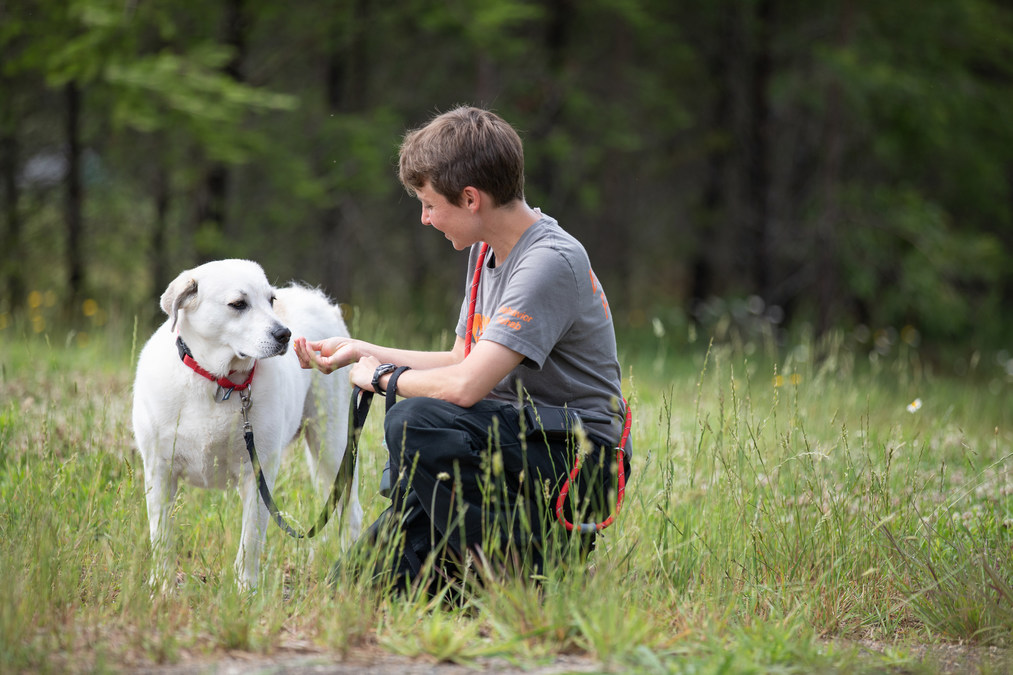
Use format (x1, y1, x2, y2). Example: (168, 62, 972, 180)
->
(132, 259, 363, 589)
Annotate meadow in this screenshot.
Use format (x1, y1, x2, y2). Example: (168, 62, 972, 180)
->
(1, 311, 1011, 674)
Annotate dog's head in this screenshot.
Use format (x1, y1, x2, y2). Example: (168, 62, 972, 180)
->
(161, 259, 292, 370)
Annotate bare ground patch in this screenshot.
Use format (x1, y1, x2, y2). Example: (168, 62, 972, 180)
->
(41, 637, 1012, 674)
(95, 644, 604, 675)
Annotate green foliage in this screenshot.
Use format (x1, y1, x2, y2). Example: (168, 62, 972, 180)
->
(840, 185, 1004, 339)
(104, 48, 296, 158)
(414, 0, 544, 58)
(1, 0, 1012, 360)
(794, 0, 1013, 345)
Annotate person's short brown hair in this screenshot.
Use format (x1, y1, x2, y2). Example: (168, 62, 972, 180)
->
(398, 106, 525, 207)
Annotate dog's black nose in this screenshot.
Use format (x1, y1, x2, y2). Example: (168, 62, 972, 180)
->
(272, 325, 292, 345)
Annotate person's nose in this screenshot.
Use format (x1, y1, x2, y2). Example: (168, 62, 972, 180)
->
(420, 206, 431, 226)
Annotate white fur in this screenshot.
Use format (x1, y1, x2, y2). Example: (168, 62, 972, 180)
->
(132, 259, 362, 589)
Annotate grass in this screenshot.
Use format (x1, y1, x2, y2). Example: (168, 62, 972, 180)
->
(1, 313, 1011, 673)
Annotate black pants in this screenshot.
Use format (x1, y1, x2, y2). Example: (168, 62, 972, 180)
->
(348, 397, 627, 594)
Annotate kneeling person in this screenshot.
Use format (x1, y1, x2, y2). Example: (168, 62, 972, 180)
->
(295, 105, 629, 592)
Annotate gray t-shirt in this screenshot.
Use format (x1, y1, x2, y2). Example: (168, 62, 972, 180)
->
(455, 213, 625, 445)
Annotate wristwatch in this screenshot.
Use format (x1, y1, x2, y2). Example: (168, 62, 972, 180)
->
(371, 363, 397, 394)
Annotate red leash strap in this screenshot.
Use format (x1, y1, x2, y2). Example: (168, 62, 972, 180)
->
(554, 398, 631, 533)
(464, 242, 489, 356)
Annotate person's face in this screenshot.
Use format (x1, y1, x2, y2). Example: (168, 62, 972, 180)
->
(415, 182, 478, 251)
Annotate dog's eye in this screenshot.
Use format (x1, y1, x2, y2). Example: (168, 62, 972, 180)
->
(269, 295, 276, 306)
(229, 300, 248, 311)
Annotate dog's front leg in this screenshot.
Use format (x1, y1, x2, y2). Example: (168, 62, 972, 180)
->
(236, 466, 270, 590)
(143, 456, 178, 590)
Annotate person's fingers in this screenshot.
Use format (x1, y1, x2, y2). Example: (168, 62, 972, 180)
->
(293, 337, 314, 369)
(313, 351, 337, 374)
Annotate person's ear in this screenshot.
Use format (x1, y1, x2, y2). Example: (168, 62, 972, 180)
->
(462, 186, 481, 212)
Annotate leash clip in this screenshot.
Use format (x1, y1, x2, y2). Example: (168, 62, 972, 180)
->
(239, 387, 253, 432)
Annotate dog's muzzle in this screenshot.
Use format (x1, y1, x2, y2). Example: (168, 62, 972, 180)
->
(271, 324, 292, 355)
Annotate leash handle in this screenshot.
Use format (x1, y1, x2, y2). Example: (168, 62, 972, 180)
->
(350, 385, 375, 431)
(385, 366, 411, 412)
(554, 398, 632, 533)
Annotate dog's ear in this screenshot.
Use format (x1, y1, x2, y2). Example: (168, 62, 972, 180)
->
(160, 272, 199, 332)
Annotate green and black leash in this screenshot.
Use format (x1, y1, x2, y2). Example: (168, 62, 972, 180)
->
(240, 385, 373, 539)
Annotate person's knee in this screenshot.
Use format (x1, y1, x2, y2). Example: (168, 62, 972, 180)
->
(385, 397, 458, 444)
(384, 397, 465, 476)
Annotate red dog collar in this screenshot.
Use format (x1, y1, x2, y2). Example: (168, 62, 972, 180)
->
(176, 335, 255, 393)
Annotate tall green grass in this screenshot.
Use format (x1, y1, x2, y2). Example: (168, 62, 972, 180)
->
(1, 316, 1010, 673)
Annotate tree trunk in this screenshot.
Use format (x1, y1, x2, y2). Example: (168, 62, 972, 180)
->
(596, 18, 633, 308)
(529, 0, 571, 203)
(1, 130, 24, 312)
(151, 158, 171, 309)
(691, 5, 736, 306)
(745, 0, 773, 301)
(319, 0, 369, 300)
(195, 164, 228, 263)
(815, 0, 854, 337)
(325, 0, 368, 112)
(221, 0, 246, 84)
(65, 81, 85, 314)
(195, 0, 246, 263)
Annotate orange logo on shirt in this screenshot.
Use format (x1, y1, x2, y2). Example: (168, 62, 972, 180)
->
(495, 305, 533, 331)
(471, 313, 491, 342)
(588, 269, 610, 319)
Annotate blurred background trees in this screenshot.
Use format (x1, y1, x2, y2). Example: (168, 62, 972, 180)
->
(1, 0, 1011, 354)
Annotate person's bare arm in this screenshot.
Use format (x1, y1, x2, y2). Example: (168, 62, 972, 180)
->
(351, 339, 524, 408)
(293, 335, 464, 374)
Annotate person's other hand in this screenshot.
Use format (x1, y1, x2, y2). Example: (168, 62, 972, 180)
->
(350, 355, 381, 392)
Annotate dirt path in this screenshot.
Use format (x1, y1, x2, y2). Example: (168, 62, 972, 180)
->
(847, 639, 1011, 675)
(109, 640, 1011, 675)
(125, 646, 602, 675)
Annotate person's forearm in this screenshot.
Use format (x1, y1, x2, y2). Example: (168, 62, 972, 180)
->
(295, 335, 466, 375)
(356, 341, 460, 370)
(365, 339, 524, 408)
(373, 363, 484, 407)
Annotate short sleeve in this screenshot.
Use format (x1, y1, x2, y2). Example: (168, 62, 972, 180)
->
(476, 246, 577, 368)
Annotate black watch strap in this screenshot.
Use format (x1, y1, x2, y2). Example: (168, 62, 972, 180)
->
(385, 366, 411, 412)
(371, 363, 397, 394)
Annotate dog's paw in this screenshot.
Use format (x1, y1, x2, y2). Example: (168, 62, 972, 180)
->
(235, 577, 258, 594)
(146, 570, 184, 596)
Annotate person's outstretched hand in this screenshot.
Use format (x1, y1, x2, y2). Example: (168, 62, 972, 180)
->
(293, 336, 361, 374)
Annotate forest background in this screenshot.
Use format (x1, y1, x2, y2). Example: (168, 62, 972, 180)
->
(1, 0, 1012, 361)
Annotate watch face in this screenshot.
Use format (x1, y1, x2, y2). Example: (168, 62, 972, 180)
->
(373, 363, 396, 391)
